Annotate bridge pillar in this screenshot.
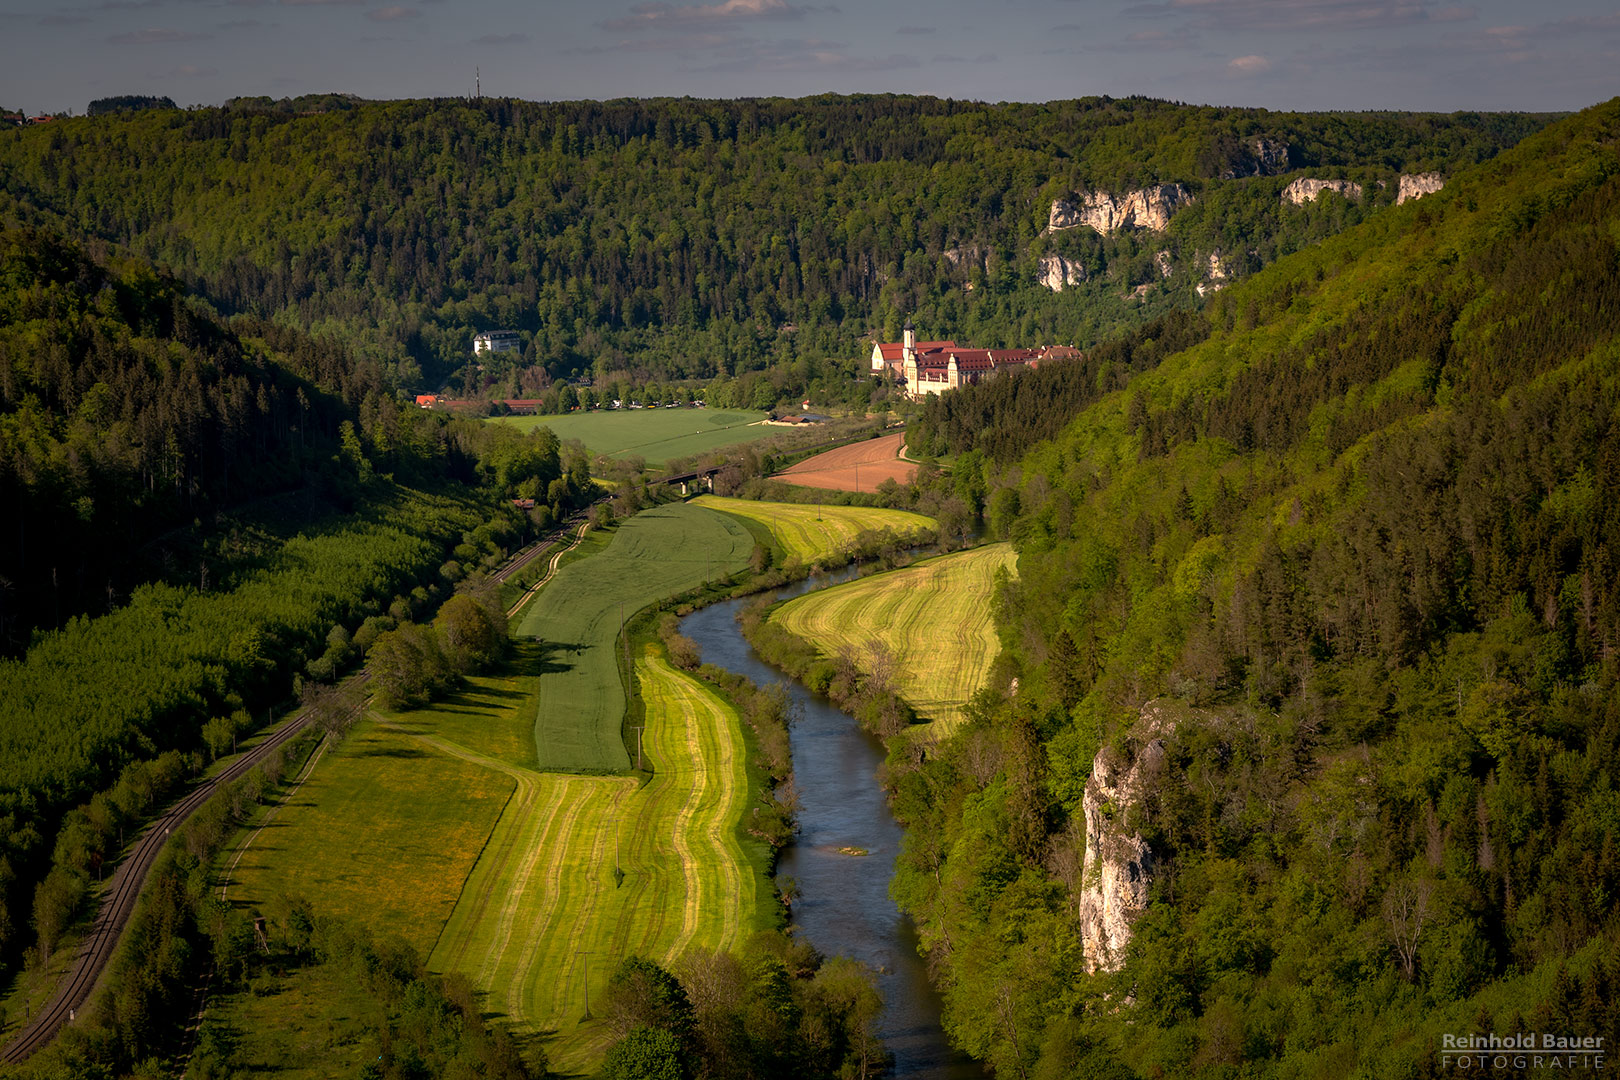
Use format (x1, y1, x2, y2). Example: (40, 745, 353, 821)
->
(681, 481, 689, 496)
(706, 474, 714, 490)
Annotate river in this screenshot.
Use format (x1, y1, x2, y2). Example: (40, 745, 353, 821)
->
(681, 577, 986, 1079)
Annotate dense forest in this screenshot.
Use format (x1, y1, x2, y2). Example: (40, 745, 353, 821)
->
(882, 98, 1620, 1077)
(0, 97, 1549, 396)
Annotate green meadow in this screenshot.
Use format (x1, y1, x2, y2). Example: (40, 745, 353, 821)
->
(514, 502, 753, 772)
(220, 683, 523, 956)
(496, 407, 772, 465)
(690, 494, 936, 564)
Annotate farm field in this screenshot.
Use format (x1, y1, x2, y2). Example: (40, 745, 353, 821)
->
(496, 407, 772, 465)
(774, 431, 916, 491)
(429, 647, 765, 1074)
(690, 494, 936, 564)
(514, 502, 753, 771)
(771, 543, 1018, 731)
(212, 642, 765, 1076)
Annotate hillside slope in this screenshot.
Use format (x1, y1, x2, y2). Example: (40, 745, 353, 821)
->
(0, 98, 1546, 390)
(889, 98, 1620, 1079)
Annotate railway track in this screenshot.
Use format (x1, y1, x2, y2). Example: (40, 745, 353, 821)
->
(0, 520, 581, 1064)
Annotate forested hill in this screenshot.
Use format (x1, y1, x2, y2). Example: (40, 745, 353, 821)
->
(0, 96, 1548, 391)
(0, 226, 587, 646)
(888, 99, 1620, 1077)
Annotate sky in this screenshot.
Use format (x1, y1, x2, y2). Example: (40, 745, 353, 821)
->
(2, 0, 1617, 117)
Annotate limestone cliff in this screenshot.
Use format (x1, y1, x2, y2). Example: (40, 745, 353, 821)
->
(1197, 249, 1229, 297)
(1282, 177, 1363, 205)
(1397, 172, 1445, 204)
(1038, 252, 1086, 292)
(1078, 704, 1173, 973)
(1047, 184, 1192, 235)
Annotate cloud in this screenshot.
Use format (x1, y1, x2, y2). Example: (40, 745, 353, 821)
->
(473, 32, 530, 45)
(108, 26, 213, 43)
(171, 63, 218, 76)
(896, 25, 934, 34)
(366, 4, 418, 19)
(603, 0, 814, 31)
(1227, 53, 1270, 73)
(39, 13, 92, 23)
(1126, 0, 1476, 32)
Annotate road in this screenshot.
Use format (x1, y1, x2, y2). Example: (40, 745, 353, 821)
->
(0, 522, 575, 1064)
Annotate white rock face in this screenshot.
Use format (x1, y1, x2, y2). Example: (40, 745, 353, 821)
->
(1197, 250, 1229, 297)
(1396, 172, 1445, 205)
(1047, 184, 1192, 235)
(1038, 252, 1086, 292)
(1155, 251, 1173, 279)
(1282, 177, 1363, 205)
(1078, 706, 1172, 973)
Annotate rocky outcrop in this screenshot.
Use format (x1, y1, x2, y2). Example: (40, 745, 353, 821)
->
(1282, 177, 1363, 205)
(1222, 136, 1292, 179)
(1038, 252, 1086, 292)
(1197, 250, 1229, 297)
(1155, 250, 1173, 279)
(1396, 172, 1445, 205)
(1078, 705, 1173, 973)
(943, 244, 984, 269)
(1047, 184, 1192, 235)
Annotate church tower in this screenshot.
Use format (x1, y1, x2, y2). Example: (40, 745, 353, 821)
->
(902, 318, 916, 365)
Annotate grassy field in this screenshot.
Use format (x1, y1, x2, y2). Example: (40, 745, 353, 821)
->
(220, 688, 521, 956)
(514, 502, 753, 772)
(429, 647, 767, 1073)
(495, 407, 772, 465)
(771, 543, 1018, 731)
(690, 494, 936, 564)
(213, 642, 769, 1076)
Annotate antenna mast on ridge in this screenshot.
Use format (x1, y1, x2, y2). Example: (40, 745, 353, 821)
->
(476, 66, 481, 100)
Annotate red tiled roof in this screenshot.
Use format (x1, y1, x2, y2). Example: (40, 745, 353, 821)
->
(875, 340, 957, 361)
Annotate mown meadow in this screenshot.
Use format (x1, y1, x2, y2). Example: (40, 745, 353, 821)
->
(770, 544, 1017, 731)
(690, 494, 936, 565)
(512, 502, 754, 771)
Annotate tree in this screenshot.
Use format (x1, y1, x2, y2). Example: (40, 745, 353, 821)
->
(603, 1026, 686, 1080)
(435, 593, 502, 674)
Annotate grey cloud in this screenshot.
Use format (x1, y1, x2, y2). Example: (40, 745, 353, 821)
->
(108, 26, 213, 42)
(896, 25, 934, 34)
(1124, 0, 1476, 32)
(473, 32, 530, 45)
(366, 4, 419, 20)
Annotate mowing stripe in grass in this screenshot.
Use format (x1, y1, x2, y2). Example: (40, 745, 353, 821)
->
(771, 543, 1018, 731)
(405, 647, 759, 1074)
(690, 494, 935, 565)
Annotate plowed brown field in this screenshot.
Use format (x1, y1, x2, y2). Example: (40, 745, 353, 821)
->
(775, 431, 916, 491)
